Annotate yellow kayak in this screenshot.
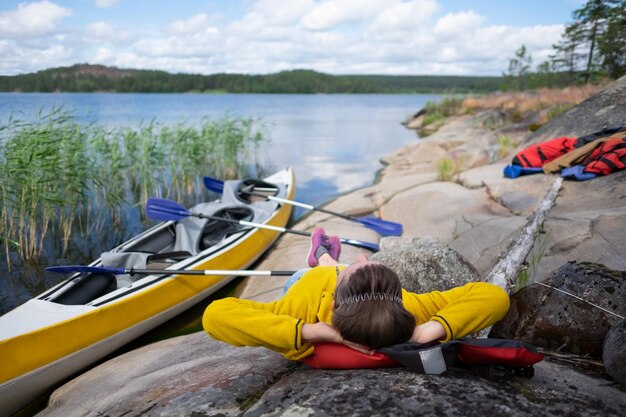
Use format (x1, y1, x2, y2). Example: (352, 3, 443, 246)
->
(0, 167, 295, 416)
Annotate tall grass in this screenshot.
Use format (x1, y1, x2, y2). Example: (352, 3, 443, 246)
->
(461, 84, 602, 114)
(0, 108, 264, 266)
(422, 97, 465, 126)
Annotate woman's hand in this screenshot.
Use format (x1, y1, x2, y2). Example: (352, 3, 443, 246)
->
(302, 322, 374, 355)
(302, 322, 343, 344)
(411, 321, 446, 344)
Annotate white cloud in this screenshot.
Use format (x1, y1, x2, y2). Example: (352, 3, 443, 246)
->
(300, 0, 390, 31)
(134, 29, 221, 59)
(93, 47, 116, 63)
(434, 10, 485, 37)
(369, 0, 439, 33)
(248, 0, 315, 26)
(169, 14, 220, 35)
(0, 0, 71, 38)
(85, 21, 131, 43)
(95, 0, 121, 8)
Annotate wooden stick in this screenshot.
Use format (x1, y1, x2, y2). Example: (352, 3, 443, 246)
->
(486, 176, 563, 291)
(476, 177, 563, 338)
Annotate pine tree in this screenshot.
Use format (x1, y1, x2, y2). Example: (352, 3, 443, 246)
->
(504, 45, 533, 90)
(551, 23, 586, 84)
(597, 0, 626, 78)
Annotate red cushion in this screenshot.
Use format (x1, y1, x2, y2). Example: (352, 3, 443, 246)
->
(302, 342, 399, 369)
(456, 344, 544, 367)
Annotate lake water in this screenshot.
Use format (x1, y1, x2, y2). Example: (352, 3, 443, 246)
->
(0, 93, 438, 313)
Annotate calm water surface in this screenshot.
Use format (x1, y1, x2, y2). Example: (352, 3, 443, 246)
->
(0, 93, 438, 312)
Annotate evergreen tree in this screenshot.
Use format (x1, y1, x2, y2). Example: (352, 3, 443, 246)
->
(572, 0, 612, 82)
(551, 23, 586, 84)
(597, 0, 626, 78)
(504, 45, 533, 90)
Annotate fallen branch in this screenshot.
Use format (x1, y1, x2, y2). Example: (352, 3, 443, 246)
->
(486, 176, 563, 291)
(477, 176, 563, 338)
(539, 350, 604, 368)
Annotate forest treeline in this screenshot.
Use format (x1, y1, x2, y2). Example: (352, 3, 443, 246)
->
(0, 66, 504, 94)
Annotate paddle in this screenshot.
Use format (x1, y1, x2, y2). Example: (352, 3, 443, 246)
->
(145, 197, 380, 252)
(203, 176, 403, 237)
(46, 265, 296, 276)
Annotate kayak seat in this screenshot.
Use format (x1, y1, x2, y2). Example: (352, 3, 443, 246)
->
(52, 273, 117, 305)
(235, 179, 279, 203)
(199, 206, 254, 250)
(146, 251, 193, 269)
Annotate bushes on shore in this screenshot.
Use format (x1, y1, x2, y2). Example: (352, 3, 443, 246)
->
(414, 83, 603, 137)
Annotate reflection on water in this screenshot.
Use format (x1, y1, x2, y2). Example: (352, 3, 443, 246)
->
(0, 93, 439, 314)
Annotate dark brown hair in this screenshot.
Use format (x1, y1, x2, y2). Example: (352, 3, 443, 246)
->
(332, 263, 416, 349)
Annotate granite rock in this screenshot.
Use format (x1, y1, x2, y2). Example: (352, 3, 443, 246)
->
(490, 262, 626, 357)
(42, 333, 626, 417)
(603, 319, 626, 384)
(371, 236, 480, 293)
(244, 362, 625, 417)
(40, 333, 297, 417)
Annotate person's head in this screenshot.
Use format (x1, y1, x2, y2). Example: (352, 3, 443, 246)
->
(332, 258, 416, 349)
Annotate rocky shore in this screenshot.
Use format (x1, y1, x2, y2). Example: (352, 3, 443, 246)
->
(39, 77, 626, 416)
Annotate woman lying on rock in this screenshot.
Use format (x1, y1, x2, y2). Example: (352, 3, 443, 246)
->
(203, 228, 509, 359)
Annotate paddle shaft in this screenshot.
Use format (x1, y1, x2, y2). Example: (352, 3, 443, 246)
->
(46, 265, 297, 276)
(193, 212, 378, 251)
(195, 212, 306, 235)
(242, 188, 356, 221)
(144, 197, 380, 251)
(126, 268, 295, 276)
(203, 178, 402, 236)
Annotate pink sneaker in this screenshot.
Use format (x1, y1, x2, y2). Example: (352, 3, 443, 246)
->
(327, 235, 341, 263)
(307, 228, 342, 267)
(307, 227, 327, 267)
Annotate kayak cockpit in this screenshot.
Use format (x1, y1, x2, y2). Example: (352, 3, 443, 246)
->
(39, 198, 278, 307)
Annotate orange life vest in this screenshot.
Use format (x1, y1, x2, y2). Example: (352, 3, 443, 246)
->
(512, 137, 577, 168)
(583, 137, 626, 175)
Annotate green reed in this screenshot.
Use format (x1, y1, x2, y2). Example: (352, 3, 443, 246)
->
(0, 108, 264, 266)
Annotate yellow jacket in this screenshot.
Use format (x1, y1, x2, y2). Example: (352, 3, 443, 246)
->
(203, 266, 509, 360)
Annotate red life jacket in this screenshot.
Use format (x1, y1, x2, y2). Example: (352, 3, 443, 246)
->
(304, 338, 543, 379)
(512, 137, 577, 168)
(575, 126, 626, 147)
(583, 137, 626, 175)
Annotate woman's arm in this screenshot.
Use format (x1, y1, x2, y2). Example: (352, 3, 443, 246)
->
(302, 322, 375, 354)
(410, 321, 446, 344)
(404, 282, 510, 342)
(202, 297, 306, 355)
(202, 266, 339, 359)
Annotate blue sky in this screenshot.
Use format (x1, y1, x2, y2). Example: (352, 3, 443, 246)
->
(0, 0, 585, 76)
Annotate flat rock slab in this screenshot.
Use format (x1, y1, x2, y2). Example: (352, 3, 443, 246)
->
(382, 181, 524, 276)
(459, 162, 556, 215)
(42, 332, 626, 417)
(531, 169, 626, 281)
(40, 333, 297, 417)
(244, 361, 625, 417)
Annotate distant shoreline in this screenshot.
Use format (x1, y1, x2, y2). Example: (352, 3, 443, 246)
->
(0, 64, 503, 95)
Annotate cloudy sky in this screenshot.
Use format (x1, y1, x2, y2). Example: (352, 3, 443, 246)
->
(1, 0, 582, 76)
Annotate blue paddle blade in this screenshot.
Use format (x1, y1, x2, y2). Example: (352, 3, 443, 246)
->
(47, 265, 126, 275)
(356, 216, 403, 237)
(146, 198, 191, 221)
(203, 176, 224, 193)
